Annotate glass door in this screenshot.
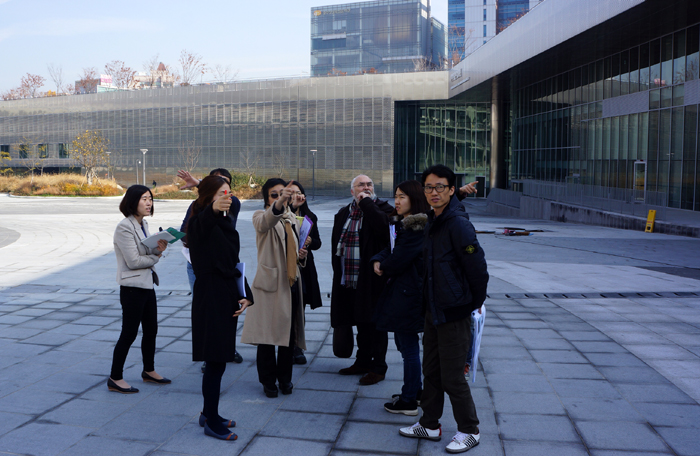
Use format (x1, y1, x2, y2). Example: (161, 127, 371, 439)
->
(633, 160, 646, 203)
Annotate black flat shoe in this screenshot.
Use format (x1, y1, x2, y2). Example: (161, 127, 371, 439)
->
(280, 382, 293, 395)
(107, 378, 139, 394)
(142, 371, 171, 384)
(203, 422, 237, 441)
(233, 351, 243, 364)
(199, 412, 236, 428)
(263, 383, 278, 398)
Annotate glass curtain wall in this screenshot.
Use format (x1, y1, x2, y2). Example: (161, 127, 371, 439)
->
(395, 100, 491, 185)
(512, 23, 700, 211)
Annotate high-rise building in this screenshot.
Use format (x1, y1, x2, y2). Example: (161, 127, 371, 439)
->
(449, 0, 542, 60)
(310, 0, 447, 76)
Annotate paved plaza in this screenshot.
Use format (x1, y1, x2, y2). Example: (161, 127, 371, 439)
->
(1, 193, 700, 456)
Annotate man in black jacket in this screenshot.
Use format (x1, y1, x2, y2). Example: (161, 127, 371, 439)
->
(399, 165, 488, 454)
(331, 174, 393, 385)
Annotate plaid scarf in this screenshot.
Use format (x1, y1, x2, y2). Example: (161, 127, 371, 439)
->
(336, 201, 363, 289)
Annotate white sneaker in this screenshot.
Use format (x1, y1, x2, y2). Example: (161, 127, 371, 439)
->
(398, 422, 441, 441)
(446, 431, 480, 453)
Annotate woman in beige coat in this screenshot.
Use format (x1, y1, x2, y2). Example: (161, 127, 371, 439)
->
(242, 178, 307, 398)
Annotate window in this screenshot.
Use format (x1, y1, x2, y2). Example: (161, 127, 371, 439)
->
(38, 144, 48, 158)
(483, 24, 487, 37)
(59, 143, 69, 158)
(483, 0, 487, 4)
(0, 145, 9, 160)
(483, 9, 487, 21)
(19, 144, 30, 159)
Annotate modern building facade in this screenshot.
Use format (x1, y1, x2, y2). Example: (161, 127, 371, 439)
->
(2, 0, 699, 223)
(310, 0, 447, 76)
(450, 0, 542, 59)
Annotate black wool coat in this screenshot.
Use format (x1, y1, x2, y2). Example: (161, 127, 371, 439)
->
(370, 213, 427, 334)
(188, 204, 253, 362)
(296, 204, 323, 310)
(330, 197, 393, 327)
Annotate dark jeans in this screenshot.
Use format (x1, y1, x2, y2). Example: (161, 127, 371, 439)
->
(110, 286, 158, 380)
(256, 284, 299, 386)
(355, 323, 388, 375)
(394, 331, 422, 402)
(419, 311, 479, 434)
(202, 360, 227, 432)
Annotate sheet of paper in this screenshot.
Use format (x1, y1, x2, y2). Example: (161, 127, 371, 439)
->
(181, 246, 191, 264)
(141, 230, 175, 249)
(389, 225, 397, 253)
(298, 216, 314, 249)
(470, 304, 485, 384)
(235, 263, 245, 297)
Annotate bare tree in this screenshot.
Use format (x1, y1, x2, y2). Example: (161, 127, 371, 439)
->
(104, 60, 136, 89)
(412, 58, 431, 72)
(76, 67, 99, 94)
(19, 73, 46, 98)
(177, 140, 203, 173)
(496, 10, 527, 33)
(272, 149, 287, 178)
(446, 26, 475, 68)
(143, 54, 161, 88)
(13, 137, 47, 182)
(212, 64, 238, 84)
(177, 50, 207, 86)
(69, 130, 110, 184)
(1, 87, 21, 101)
(47, 63, 65, 94)
(240, 147, 260, 187)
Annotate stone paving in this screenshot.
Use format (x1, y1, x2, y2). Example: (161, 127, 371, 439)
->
(1, 194, 699, 455)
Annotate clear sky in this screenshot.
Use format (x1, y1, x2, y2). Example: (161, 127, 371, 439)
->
(0, 0, 448, 94)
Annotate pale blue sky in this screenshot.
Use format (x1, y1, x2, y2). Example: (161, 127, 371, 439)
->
(0, 0, 447, 93)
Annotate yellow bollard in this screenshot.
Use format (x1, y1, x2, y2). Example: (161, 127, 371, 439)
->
(645, 210, 656, 233)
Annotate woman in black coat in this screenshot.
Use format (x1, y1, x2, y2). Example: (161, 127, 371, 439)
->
(288, 180, 322, 364)
(188, 175, 253, 441)
(370, 180, 430, 417)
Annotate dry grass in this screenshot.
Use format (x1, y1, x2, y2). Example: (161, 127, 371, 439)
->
(0, 173, 123, 196)
(152, 173, 264, 200)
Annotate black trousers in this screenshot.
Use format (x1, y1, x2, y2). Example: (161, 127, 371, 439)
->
(355, 323, 388, 375)
(202, 360, 226, 429)
(256, 284, 299, 386)
(110, 286, 158, 380)
(419, 310, 479, 434)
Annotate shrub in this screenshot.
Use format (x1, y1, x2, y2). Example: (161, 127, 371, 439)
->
(0, 173, 122, 196)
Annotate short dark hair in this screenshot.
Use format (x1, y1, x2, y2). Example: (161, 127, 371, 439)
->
(262, 178, 287, 208)
(119, 185, 153, 217)
(209, 168, 232, 183)
(394, 180, 431, 216)
(421, 164, 456, 189)
(192, 175, 228, 218)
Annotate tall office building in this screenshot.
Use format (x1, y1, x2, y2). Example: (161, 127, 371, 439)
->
(449, 0, 542, 60)
(310, 0, 447, 76)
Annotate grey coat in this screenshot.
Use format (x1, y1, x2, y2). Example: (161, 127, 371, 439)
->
(113, 216, 161, 289)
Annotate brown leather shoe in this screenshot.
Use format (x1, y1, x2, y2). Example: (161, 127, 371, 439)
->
(359, 372, 385, 385)
(338, 364, 370, 375)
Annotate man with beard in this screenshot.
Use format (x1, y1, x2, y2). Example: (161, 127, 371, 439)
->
(331, 174, 393, 385)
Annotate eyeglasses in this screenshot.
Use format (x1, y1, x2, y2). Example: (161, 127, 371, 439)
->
(423, 184, 449, 194)
(354, 182, 373, 189)
(269, 192, 280, 199)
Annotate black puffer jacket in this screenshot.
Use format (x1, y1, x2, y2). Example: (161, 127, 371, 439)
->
(370, 213, 428, 333)
(424, 196, 488, 325)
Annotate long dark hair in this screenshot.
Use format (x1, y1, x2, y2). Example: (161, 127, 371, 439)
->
(392, 180, 430, 218)
(119, 185, 153, 217)
(262, 178, 286, 208)
(191, 175, 229, 218)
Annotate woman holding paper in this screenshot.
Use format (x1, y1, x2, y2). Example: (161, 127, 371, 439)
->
(241, 178, 306, 398)
(187, 175, 253, 441)
(370, 180, 430, 416)
(109, 185, 170, 395)
(287, 180, 322, 364)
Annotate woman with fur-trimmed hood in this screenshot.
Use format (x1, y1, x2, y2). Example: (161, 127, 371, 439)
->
(370, 180, 430, 417)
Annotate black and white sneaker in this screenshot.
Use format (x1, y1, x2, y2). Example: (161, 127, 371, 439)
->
(399, 422, 441, 440)
(384, 396, 418, 416)
(446, 432, 479, 453)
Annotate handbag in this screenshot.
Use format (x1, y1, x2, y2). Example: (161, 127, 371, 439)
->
(332, 325, 354, 358)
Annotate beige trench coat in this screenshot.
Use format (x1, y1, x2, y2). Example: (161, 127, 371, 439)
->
(241, 205, 306, 349)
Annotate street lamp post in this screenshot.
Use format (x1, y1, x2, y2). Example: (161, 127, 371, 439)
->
(105, 151, 111, 180)
(310, 149, 317, 200)
(137, 160, 141, 184)
(140, 149, 148, 187)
